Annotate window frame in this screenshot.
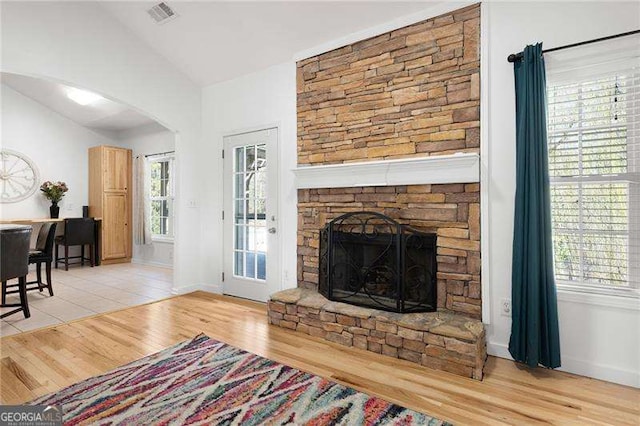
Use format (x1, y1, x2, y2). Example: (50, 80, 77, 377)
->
(546, 68, 640, 299)
(148, 155, 175, 243)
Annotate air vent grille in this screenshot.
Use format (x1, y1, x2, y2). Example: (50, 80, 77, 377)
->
(147, 2, 178, 24)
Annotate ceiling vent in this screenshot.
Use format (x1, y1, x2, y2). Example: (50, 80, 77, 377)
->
(147, 2, 178, 25)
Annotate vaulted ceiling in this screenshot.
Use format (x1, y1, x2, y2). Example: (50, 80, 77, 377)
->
(100, 1, 440, 86)
(2, 2, 447, 132)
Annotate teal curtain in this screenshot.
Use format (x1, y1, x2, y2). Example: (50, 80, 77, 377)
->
(509, 43, 561, 369)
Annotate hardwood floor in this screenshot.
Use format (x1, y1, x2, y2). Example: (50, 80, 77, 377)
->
(1, 292, 638, 425)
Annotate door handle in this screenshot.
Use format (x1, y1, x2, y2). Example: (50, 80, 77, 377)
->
(268, 227, 276, 234)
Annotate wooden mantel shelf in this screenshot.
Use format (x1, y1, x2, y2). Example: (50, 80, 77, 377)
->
(292, 152, 480, 189)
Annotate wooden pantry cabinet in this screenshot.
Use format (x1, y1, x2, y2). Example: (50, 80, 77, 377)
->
(88, 146, 132, 264)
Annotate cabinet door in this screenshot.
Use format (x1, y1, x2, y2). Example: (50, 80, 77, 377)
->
(102, 193, 128, 260)
(103, 147, 129, 192)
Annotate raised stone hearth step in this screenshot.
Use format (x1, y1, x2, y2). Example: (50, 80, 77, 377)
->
(268, 288, 487, 380)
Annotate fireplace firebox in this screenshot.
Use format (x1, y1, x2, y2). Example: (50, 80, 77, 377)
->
(319, 212, 437, 313)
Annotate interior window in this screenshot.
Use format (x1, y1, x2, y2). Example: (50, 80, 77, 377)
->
(149, 157, 174, 240)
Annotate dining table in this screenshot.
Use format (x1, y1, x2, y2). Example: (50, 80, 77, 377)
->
(0, 217, 103, 265)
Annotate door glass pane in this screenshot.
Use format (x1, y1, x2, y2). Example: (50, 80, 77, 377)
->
(234, 173, 245, 199)
(233, 142, 267, 281)
(234, 251, 244, 276)
(256, 226, 267, 280)
(234, 199, 246, 224)
(248, 194, 255, 218)
(257, 253, 266, 280)
(245, 146, 256, 172)
(257, 145, 266, 165)
(256, 198, 266, 216)
(235, 146, 245, 172)
(246, 252, 256, 279)
(255, 172, 266, 199)
(235, 225, 245, 250)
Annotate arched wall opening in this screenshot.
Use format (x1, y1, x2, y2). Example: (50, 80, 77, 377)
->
(1, 71, 179, 273)
(1, 1, 204, 292)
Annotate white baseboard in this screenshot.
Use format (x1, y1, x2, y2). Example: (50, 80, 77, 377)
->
(488, 341, 639, 388)
(487, 341, 513, 360)
(171, 283, 201, 295)
(171, 283, 223, 295)
(131, 258, 173, 269)
(200, 284, 223, 294)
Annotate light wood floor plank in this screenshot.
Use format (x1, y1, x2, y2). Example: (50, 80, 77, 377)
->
(1, 292, 638, 425)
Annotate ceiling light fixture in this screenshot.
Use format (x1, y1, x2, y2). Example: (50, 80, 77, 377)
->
(66, 88, 104, 106)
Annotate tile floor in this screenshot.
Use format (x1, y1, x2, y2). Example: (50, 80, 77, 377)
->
(1, 263, 173, 336)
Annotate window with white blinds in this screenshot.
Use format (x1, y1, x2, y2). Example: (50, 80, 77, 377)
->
(149, 156, 174, 240)
(547, 53, 640, 296)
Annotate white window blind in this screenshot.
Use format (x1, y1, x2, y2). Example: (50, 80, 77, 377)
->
(546, 41, 640, 296)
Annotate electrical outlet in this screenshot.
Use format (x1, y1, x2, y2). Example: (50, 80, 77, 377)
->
(501, 298, 512, 317)
(66, 202, 74, 211)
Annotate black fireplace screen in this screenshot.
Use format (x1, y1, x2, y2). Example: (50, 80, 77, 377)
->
(319, 211, 437, 313)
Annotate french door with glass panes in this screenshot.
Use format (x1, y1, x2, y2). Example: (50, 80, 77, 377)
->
(223, 128, 278, 302)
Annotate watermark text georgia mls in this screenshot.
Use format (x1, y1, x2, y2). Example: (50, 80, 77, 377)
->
(0, 405, 62, 426)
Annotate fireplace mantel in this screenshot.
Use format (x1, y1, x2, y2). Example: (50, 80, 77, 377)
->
(292, 153, 479, 189)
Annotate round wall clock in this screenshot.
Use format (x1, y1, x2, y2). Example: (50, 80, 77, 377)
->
(0, 149, 40, 203)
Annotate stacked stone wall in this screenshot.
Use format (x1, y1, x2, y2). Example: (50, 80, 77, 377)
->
(297, 4, 480, 165)
(295, 4, 482, 319)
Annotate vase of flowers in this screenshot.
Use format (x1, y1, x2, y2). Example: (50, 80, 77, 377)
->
(40, 181, 69, 218)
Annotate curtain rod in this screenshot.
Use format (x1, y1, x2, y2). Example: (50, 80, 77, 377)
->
(144, 150, 175, 158)
(507, 29, 640, 63)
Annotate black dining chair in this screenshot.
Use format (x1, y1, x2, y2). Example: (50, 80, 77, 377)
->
(3, 223, 57, 300)
(0, 225, 32, 319)
(55, 218, 96, 271)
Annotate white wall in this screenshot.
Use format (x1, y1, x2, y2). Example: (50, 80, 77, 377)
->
(117, 123, 175, 268)
(484, 1, 640, 387)
(201, 62, 297, 295)
(1, 2, 202, 291)
(0, 84, 120, 219)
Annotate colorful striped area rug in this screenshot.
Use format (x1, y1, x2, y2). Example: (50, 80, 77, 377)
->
(31, 334, 449, 425)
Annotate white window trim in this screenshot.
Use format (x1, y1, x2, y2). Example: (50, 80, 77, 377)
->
(151, 234, 174, 244)
(546, 41, 640, 300)
(557, 286, 640, 311)
(148, 155, 175, 242)
(556, 280, 640, 300)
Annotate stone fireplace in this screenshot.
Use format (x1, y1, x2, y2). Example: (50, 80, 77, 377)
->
(299, 182, 481, 318)
(268, 3, 486, 379)
(319, 211, 437, 313)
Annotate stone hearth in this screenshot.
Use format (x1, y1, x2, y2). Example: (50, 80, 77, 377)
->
(268, 288, 486, 380)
